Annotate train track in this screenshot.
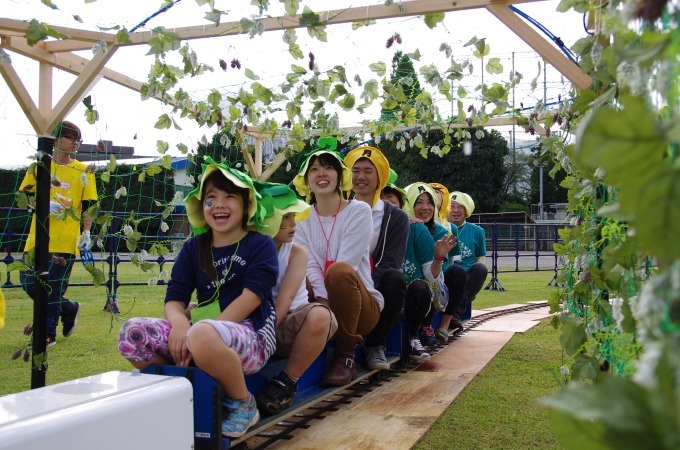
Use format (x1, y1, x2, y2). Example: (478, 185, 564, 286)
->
(233, 301, 549, 449)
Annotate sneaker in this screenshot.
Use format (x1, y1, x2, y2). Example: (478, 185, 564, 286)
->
(62, 302, 81, 337)
(434, 328, 451, 343)
(409, 338, 431, 362)
(255, 373, 297, 416)
(46, 336, 57, 347)
(222, 393, 260, 438)
(365, 345, 390, 371)
(420, 325, 437, 347)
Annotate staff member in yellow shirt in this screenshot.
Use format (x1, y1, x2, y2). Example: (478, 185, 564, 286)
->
(19, 121, 98, 347)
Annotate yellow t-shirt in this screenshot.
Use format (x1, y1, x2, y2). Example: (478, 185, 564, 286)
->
(20, 159, 98, 254)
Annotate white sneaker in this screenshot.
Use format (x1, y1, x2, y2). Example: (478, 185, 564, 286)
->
(365, 345, 390, 371)
(409, 338, 431, 362)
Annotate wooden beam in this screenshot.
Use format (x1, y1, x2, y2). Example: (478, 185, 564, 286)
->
(4, 36, 176, 106)
(240, 146, 257, 178)
(46, 45, 118, 133)
(0, 52, 45, 132)
(33, 0, 544, 52)
(0, 18, 115, 45)
(485, 4, 592, 90)
(38, 61, 52, 119)
(259, 151, 287, 181)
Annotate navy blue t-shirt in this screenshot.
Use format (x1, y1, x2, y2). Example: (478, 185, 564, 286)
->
(166, 231, 279, 335)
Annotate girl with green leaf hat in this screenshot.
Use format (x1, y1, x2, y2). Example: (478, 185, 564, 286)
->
(291, 137, 383, 387)
(118, 156, 279, 438)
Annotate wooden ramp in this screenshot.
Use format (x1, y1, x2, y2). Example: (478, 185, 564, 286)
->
(267, 304, 552, 449)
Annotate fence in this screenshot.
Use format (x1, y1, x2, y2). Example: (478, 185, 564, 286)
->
(1, 208, 567, 296)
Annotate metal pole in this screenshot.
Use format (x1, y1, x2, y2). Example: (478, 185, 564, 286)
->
(31, 136, 53, 389)
(539, 163, 544, 220)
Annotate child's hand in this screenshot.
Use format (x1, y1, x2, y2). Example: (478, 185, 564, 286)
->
(168, 321, 192, 367)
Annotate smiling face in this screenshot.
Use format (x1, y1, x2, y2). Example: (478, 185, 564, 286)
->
(351, 158, 379, 201)
(448, 201, 467, 226)
(201, 175, 246, 243)
(306, 155, 340, 198)
(413, 192, 435, 223)
(273, 212, 297, 246)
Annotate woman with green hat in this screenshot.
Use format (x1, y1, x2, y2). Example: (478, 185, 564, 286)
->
(292, 138, 383, 386)
(251, 180, 338, 415)
(118, 157, 278, 438)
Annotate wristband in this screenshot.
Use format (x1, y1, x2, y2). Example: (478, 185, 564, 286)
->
(432, 260, 443, 266)
(434, 255, 446, 262)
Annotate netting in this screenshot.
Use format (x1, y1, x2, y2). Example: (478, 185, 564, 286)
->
(0, 134, 252, 316)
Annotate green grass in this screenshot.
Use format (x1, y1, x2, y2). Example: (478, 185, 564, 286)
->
(416, 271, 565, 449)
(1, 269, 564, 449)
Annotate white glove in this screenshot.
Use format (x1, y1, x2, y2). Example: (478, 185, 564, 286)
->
(50, 201, 65, 215)
(78, 230, 91, 249)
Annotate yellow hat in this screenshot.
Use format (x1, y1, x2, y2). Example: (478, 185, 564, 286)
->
(184, 156, 260, 235)
(292, 137, 352, 200)
(344, 146, 391, 207)
(450, 191, 475, 217)
(404, 182, 438, 220)
(252, 180, 311, 237)
(429, 182, 451, 223)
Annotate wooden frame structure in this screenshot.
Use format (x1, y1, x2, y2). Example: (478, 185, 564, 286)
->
(1, 0, 591, 179)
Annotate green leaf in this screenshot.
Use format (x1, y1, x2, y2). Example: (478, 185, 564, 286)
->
(485, 57, 503, 74)
(155, 114, 172, 129)
(101, 171, 110, 183)
(26, 20, 48, 46)
(559, 318, 586, 356)
(291, 64, 308, 74)
(457, 86, 468, 98)
(82, 95, 94, 111)
(159, 154, 172, 170)
(307, 25, 327, 42)
(244, 68, 260, 80)
(369, 62, 386, 77)
(283, 0, 299, 15)
(424, 12, 445, 29)
(41, 0, 58, 9)
(338, 94, 355, 110)
(473, 41, 491, 58)
(115, 28, 131, 45)
(147, 162, 163, 176)
(406, 48, 422, 61)
(286, 101, 301, 120)
(300, 6, 320, 26)
(543, 377, 674, 449)
(7, 261, 31, 272)
(575, 96, 667, 186)
(84, 109, 99, 125)
(106, 155, 117, 173)
(15, 191, 29, 209)
(288, 43, 304, 59)
(156, 140, 169, 154)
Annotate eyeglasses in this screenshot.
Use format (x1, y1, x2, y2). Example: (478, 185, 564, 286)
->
(62, 135, 83, 145)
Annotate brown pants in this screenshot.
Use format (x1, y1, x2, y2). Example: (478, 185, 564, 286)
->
(324, 262, 380, 356)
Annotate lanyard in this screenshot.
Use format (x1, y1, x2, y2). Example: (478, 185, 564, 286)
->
(316, 198, 342, 268)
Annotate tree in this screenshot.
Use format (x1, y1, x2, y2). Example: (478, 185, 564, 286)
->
(377, 128, 508, 213)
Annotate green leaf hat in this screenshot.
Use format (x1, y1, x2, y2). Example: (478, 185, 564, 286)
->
(403, 182, 439, 220)
(385, 168, 408, 205)
(252, 179, 311, 237)
(292, 137, 353, 200)
(184, 156, 262, 235)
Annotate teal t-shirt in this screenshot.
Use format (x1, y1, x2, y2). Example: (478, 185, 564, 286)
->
(402, 222, 434, 283)
(454, 221, 486, 271)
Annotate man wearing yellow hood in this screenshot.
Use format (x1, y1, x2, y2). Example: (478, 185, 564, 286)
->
(345, 146, 409, 371)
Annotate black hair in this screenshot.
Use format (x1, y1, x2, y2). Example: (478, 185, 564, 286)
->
(414, 191, 436, 232)
(381, 186, 404, 209)
(305, 153, 344, 204)
(197, 170, 250, 281)
(52, 121, 81, 141)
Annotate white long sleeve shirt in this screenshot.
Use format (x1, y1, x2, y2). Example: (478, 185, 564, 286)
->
(294, 200, 384, 311)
